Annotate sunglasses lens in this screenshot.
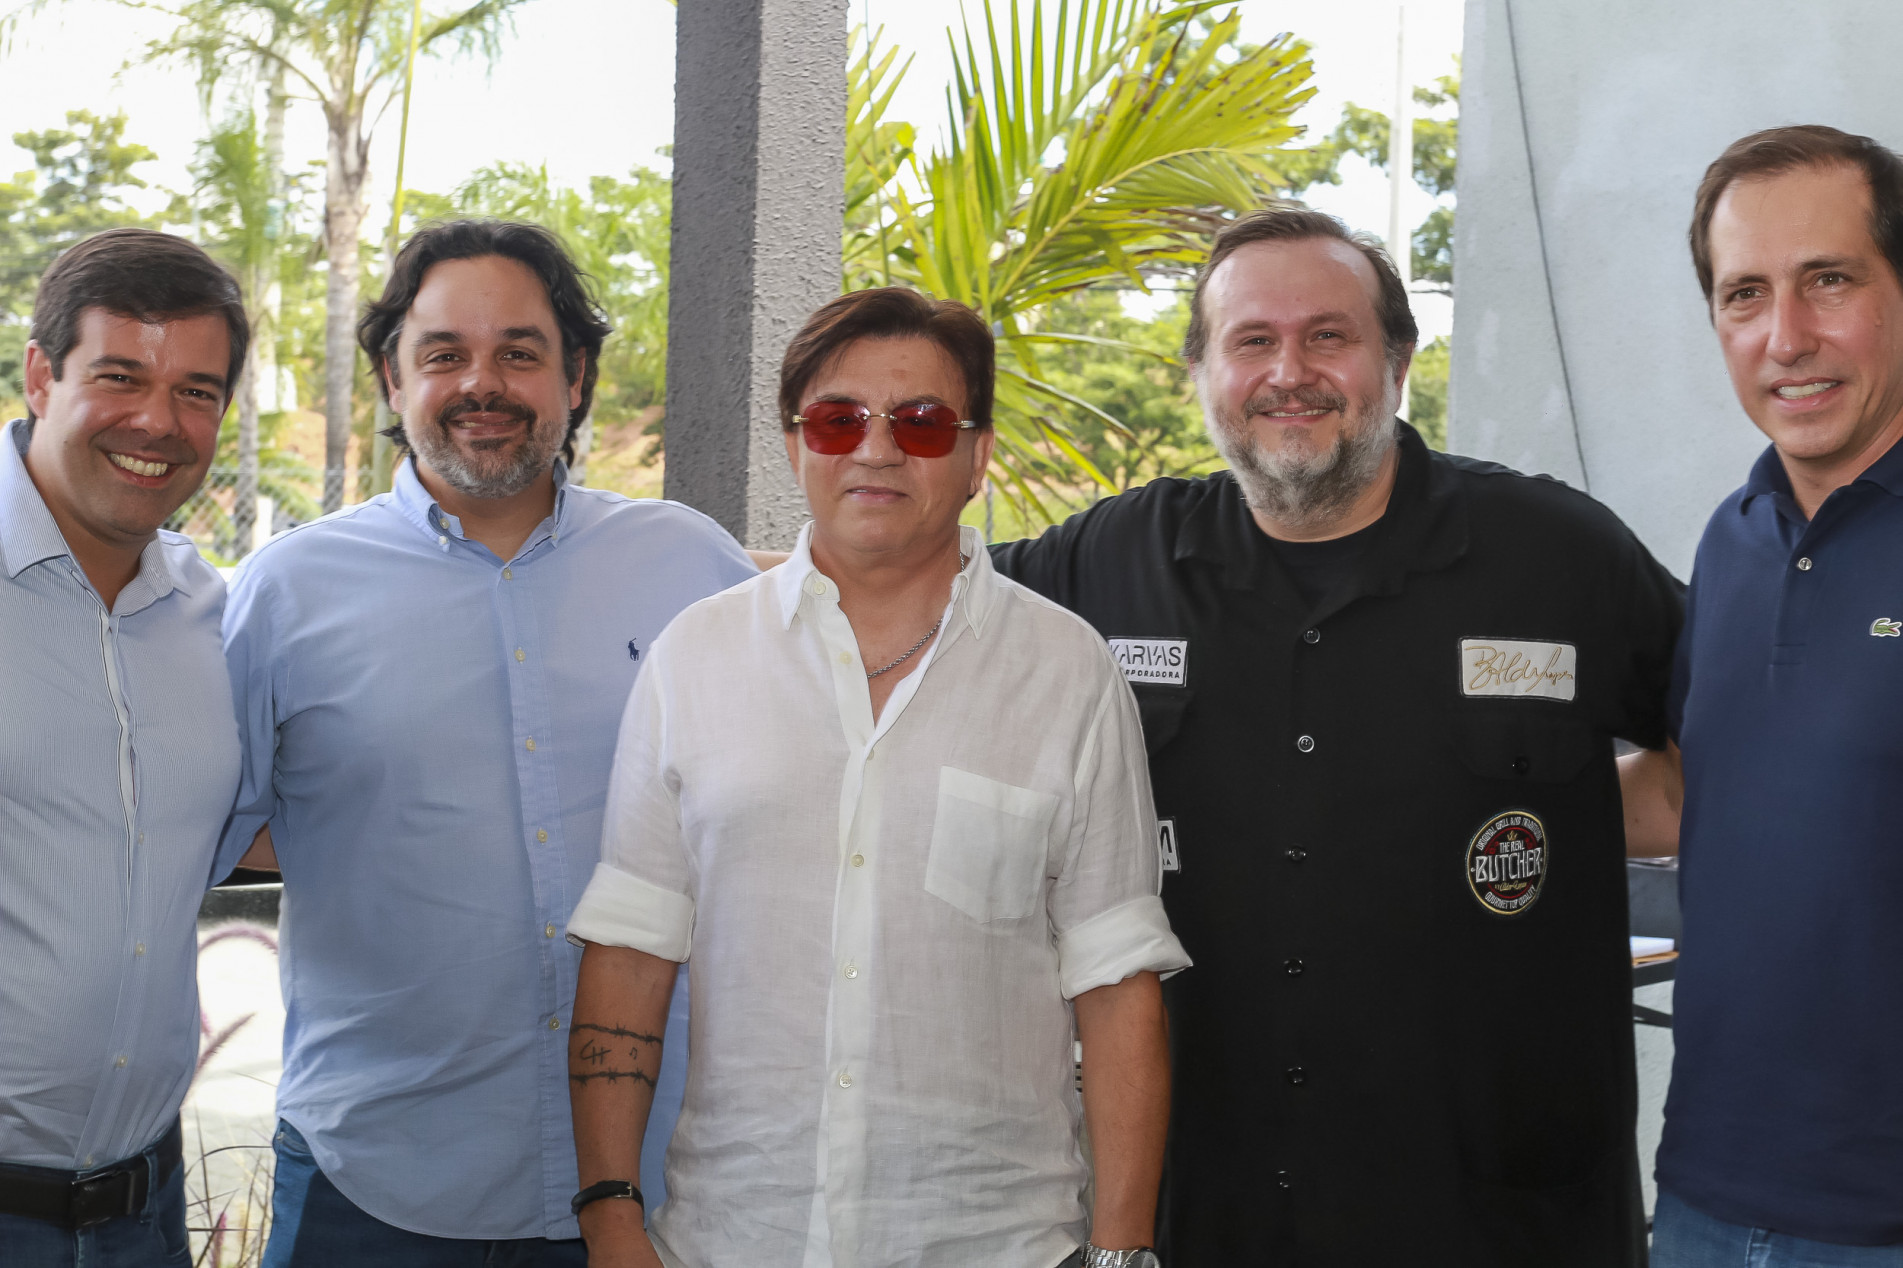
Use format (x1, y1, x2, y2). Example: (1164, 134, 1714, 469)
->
(799, 402, 868, 454)
(890, 403, 963, 457)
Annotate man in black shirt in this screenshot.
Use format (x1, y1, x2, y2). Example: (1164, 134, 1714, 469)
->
(991, 208, 1682, 1266)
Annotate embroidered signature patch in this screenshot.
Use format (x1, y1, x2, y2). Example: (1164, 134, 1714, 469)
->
(1465, 810, 1548, 916)
(1460, 638, 1577, 701)
(1158, 819, 1180, 873)
(1109, 638, 1188, 686)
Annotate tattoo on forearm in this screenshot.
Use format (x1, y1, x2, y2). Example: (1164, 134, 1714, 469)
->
(569, 1023, 663, 1089)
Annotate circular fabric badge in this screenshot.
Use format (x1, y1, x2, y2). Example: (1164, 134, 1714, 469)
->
(1465, 810, 1548, 915)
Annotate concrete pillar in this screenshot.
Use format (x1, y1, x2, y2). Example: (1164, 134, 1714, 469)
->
(1450, 0, 1903, 578)
(663, 0, 847, 548)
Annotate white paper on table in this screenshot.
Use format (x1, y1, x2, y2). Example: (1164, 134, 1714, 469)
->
(1630, 935, 1676, 959)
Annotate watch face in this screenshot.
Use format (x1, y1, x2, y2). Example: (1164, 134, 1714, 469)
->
(1130, 1253, 1161, 1268)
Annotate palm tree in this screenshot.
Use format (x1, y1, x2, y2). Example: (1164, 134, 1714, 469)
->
(142, 0, 531, 512)
(849, 0, 1319, 523)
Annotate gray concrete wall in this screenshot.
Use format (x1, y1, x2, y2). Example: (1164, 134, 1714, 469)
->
(664, 0, 847, 548)
(1451, 0, 1903, 578)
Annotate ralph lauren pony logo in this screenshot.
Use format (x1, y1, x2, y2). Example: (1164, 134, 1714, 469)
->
(628, 639, 641, 660)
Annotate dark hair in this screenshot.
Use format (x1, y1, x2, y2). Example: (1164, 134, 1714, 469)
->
(359, 219, 612, 462)
(779, 287, 995, 430)
(28, 227, 249, 424)
(1689, 125, 1903, 303)
(1181, 206, 1418, 366)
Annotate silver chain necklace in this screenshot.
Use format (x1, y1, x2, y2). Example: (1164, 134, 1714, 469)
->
(865, 552, 968, 680)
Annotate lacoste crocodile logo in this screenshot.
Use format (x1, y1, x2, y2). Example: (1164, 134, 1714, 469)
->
(1872, 618, 1901, 638)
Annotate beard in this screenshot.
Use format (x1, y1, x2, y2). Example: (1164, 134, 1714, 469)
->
(1202, 379, 1399, 533)
(407, 394, 568, 499)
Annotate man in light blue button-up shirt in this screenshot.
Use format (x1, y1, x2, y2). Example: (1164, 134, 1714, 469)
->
(219, 221, 755, 1266)
(0, 229, 248, 1267)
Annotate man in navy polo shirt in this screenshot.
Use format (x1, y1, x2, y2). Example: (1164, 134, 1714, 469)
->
(1622, 125, 1903, 1265)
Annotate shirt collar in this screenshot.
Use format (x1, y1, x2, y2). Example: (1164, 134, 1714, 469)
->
(773, 522, 998, 636)
(0, 418, 191, 600)
(1739, 431, 1903, 514)
(391, 453, 572, 550)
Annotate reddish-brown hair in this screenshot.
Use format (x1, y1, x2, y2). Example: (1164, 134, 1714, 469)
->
(778, 287, 995, 429)
(1690, 125, 1903, 303)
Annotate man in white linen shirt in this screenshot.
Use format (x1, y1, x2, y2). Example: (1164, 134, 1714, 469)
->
(566, 286, 1190, 1268)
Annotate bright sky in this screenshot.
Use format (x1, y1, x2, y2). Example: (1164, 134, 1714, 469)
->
(2, 0, 1462, 336)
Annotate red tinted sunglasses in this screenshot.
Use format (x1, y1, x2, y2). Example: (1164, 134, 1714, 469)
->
(793, 400, 979, 458)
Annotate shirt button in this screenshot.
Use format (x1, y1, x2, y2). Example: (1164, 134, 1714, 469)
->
(537, 829, 549, 843)
(839, 652, 853, 666)
(807, 578, 828, 597)
(1286, 1066, 1307, 1086)
(837, 1071, 853, 1088)
(515, 648, 526, 662)
(1276, 1169, 1293, 1190)
(525, 738, 536, 751)
(115, 1055, 127, 1068)
(137, 832, 145, 845)
(842, 963, 859, 980)
(1285, 846, 1307, 863)
(545, 923, 557, 938)
(1796, 556, 1814, 571)
(851, 853, 866, 868)
(1295, 735, 1316, 753)
(134, 943, 146, 957)
(438, 535, 449, 545)
(1511, 755, 1530, 777)
(502, 568, 513, 580)
(1302, 628, 1320, 645)
(548, 1017, 561, 1031)
(1284, 958, 1305, 975)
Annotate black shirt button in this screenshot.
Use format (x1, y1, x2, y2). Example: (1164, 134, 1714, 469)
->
(1276, 1169, 1293, 1190)
(1295, 734, 1316, 753)
(1285, 846, 1307, 863)
(1511, 755, 1530, 776)
(1286, 1067, 1307, 1085)
(1302, 628, 1320, 644)
(1284, 958, 1304, 975)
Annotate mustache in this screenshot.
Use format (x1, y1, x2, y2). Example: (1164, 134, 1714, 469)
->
(1242, 386, 1351, 417)
(96, 430, 197, 466)
(436, 395, 536, 429)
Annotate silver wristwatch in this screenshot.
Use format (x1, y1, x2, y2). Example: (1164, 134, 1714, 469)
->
(1083, 1247, 1160, 1268)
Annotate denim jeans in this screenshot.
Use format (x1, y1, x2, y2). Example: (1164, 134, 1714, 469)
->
(0, 1133, 191, 1268)
(1654, 1189, 1903, 1268)
(261, 1121, 587, 1268)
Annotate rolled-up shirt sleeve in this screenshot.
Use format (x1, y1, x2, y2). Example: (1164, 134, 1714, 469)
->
(567, 639, 695, 960)
(1050, 661, 1191, 999)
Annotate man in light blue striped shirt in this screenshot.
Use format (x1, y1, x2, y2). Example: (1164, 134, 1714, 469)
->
(0, 229, 248, 1267)
(219, 221, 755, 1267)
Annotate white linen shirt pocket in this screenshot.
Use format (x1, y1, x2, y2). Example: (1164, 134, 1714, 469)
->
(925, 767, 1059, 922)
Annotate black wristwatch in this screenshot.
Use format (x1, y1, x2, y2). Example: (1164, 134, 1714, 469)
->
(571, 1179, 644, 1217)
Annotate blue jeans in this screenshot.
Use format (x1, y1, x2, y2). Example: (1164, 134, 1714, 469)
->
(262, 1121, 586, 1268)
(1654, 1189, 1903, 1267)
(0, 1133, 191, 1267)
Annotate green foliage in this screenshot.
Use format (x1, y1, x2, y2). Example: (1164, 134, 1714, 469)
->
(406, 161, 673, 423)
(1308, 65, 1460, 284)
(0, 110, 167, 403)
(1030, 289, 1218, 493)
(1408, 334, 1449, 451)
(849, 0, 1321, 524)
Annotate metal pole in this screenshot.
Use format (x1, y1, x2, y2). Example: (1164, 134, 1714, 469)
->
(369, 0, 427, 495)
(1388, 3, 1414, 419)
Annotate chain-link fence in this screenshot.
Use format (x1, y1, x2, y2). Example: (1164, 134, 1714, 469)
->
(165, 465, 327, 565)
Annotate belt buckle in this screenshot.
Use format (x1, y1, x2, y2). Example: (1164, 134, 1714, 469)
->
(70, 1168, 140, 1228)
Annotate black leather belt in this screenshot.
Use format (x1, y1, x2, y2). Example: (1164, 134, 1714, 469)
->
(0, 1120, 183, 1229)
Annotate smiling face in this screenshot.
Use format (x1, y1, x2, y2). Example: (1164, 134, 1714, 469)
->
(783, 334, 993, 563)
(1708, 162, 1903, 485)
(1191, 237, 1407, 532)
(22, 307, 228, 554)
(388, 254, 581, 500)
